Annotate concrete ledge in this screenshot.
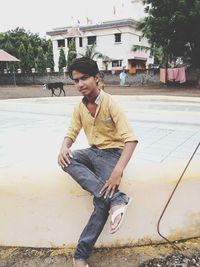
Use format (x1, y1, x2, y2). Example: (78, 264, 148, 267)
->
(0, 158, 200, 248)
(0, 96, 200, 248)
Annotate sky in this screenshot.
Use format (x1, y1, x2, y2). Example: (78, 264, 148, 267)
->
(0, 0, 145, 38)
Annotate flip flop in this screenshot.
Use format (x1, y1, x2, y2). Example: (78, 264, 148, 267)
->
(110, 197, 132, 234)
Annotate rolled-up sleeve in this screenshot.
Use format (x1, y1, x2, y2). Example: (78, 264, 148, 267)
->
(65, 104, 82, 142)
(110, 99, 138, 143)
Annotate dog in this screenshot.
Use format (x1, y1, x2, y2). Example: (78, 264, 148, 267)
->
(43, 82, 66, 96)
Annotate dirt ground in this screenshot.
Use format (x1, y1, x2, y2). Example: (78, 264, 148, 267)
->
(0, 238, 200, 267)
(0, 83, 200, 266)
(0, 83, 200, 99)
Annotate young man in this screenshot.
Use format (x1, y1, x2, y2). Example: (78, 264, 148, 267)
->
(58, 57, 138, 267)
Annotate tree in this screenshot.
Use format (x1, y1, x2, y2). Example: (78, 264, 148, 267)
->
(36, 47, 46, 73)
(67, 39, 77, 68)
(27, 43, 35, 72)
(98, 54, 112, 71)
(0, 27, 50, 72)
(187, 0, 200, 68)
(0, 32, 16, 55)
(138, 0, 200, 68)
(18, 42, 27, 71)
(132, 45, 162, 66)
(58, 47, 67, 72)
(80, 43, 102, 59)
(46, 42, 54, 71)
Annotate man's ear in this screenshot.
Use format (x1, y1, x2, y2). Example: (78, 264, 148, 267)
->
(95, 73, 100, 83)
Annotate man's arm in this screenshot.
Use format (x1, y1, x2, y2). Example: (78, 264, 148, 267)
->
(100, 141, 137, 198)
(100, 97, 138, 197)
(58, 104, 82, 168)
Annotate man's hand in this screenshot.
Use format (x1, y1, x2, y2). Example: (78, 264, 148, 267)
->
(58, 146, 73, 168)
(99, 169, 122, 198)
(58, 137, 73, 168)
(99, 141, 138, 199)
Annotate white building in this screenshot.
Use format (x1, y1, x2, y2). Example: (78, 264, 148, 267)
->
(46, 18, 153, 73)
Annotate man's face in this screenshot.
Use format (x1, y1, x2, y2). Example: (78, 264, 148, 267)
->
(72, 70, 99, 96)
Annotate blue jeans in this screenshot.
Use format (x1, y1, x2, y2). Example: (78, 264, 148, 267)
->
(63, 146, 129, 260)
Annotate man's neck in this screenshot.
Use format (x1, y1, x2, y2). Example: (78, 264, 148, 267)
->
(86, 89, 100, 103)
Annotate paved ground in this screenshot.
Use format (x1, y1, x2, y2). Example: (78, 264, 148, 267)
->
(0, 83, 200, 99)
(0, 84, 200, 267)
(1, 94, 200, 168)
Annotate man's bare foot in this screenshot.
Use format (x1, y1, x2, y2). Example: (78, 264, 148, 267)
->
(73, 258, 89, 267)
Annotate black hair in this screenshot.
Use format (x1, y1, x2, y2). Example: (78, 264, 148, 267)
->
(68, 57, 99, 79)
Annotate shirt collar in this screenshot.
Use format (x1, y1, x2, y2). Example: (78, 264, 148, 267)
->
(82, 89, 104, 105)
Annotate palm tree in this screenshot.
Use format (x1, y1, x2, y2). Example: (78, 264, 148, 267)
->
(98, 54, 112, 71)
(132, 44, 163, 66)
(79, 43, 102, 59)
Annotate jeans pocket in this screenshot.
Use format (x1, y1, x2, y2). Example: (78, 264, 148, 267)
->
(108, 148, 122, 158)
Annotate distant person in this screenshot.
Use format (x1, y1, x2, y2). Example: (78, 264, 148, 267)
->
(119, 69, 127, 86)
(57, 57, 138, 267)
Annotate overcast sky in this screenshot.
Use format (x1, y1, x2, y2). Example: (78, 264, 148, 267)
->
(0, 0, 145, 38)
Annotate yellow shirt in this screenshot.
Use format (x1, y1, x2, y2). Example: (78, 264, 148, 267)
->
(65, 90, 138, 149)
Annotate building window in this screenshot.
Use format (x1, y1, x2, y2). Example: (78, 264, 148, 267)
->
(112, 60, 122, 67)
(115, 33, 121, 43)
(79, 37, 83, 47)
(87, 36, 96, 45)
(57, 39, 65, 48)
(67, 37, 75, 47)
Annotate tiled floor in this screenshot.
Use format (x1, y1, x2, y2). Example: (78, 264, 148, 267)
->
(0, 96, 200, 168)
